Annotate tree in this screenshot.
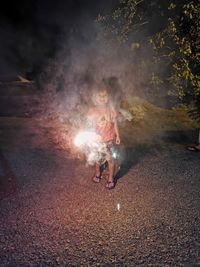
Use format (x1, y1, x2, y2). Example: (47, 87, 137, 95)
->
(97, 0, 200, 103)
(150, 1, 200, 102)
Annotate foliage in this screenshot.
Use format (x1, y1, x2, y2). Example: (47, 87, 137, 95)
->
(97, 0, 200, 102)
(149, 1, 200, 101)
(97, 0, 145, 44)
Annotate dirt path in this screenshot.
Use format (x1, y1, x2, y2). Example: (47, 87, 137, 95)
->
(0, 139, 200, 266)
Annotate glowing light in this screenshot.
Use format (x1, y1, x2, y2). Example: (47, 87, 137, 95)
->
(117, 203, 120, 211)
(112, 152, 117, 159)
(74, 131, 100, 147)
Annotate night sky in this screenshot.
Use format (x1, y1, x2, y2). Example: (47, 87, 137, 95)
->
(0, 0, 115, 76)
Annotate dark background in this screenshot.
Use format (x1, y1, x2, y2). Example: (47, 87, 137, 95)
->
(0, 0, 115, 76)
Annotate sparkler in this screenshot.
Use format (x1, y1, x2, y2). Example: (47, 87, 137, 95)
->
(74, 130, 104, 164)
(74, 131, 101, 147)
(74, 130, 121, 165)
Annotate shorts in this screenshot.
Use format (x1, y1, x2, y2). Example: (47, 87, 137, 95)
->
(98, 140, 115, 163)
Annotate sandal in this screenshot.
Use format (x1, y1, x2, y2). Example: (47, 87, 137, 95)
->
(105, 181, 115, 190)
(187, 146, 200, 152)
(92, 175, 101, 183)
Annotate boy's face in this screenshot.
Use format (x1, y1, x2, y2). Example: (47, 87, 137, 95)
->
(95, 90, 108, 106)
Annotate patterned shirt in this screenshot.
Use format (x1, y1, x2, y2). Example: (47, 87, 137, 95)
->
(87, 105, 117, 142)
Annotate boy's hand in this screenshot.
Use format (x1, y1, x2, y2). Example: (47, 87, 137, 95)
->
(116, 136, 121, 145)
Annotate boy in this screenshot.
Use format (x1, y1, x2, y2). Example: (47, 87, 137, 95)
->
(87, 87, 120, 189)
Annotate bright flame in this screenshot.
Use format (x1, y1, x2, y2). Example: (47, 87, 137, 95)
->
(74, 131, 101, 147)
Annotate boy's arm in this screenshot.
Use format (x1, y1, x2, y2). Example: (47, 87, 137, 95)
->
(113, 118, 120, 144)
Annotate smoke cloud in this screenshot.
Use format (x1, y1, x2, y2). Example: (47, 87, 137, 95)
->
(0, 1, 172, 156)
(39, 22, 153, 121)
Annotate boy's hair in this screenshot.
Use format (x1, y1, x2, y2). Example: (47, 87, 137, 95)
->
(95, 88, 109, 96)
(96, 79, 110, 93)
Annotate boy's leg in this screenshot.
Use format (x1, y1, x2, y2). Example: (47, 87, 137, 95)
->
(92, 161, 101, 183)
(95, 162, 101, 177)
(105, 159, 115, 189)
(107, 159, 115, 182)
(104, 141, 116, 188)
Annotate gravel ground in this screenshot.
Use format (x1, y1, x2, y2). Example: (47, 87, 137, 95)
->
(0, 141, 200, 266)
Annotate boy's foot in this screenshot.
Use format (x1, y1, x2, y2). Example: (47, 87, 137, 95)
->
(92, 175, 101, 183)
(105, 181, 115, 190)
